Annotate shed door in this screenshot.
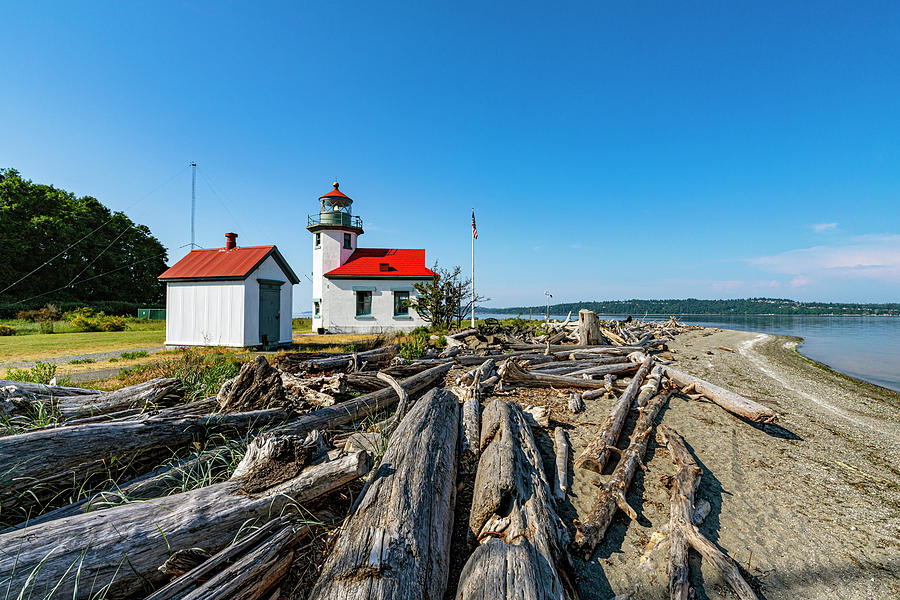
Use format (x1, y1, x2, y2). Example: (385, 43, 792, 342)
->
(259, 284, 281, 345)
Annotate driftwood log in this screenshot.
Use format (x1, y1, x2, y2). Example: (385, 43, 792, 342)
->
(500, 359, 623, 390)
(576, 309, 602, 345)
(309, 388, 459, 599)
(574, 391, 670, 554)
(56, 378, 184, 419)
(456, 400, 575, 600)
(0, 408, 291, 522)
(217, 356, 285, 412)
(553, 427, 570, 501)
(659, 425, 760, 600)
(0, 450, 371, 600)
(664, 366, 777, 423)
(574, 356, 654, 473)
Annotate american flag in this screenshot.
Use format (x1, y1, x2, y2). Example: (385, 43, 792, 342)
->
(472, 209, 478, 239)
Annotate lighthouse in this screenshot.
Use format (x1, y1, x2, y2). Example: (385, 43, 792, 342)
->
(307, 182, 435, 334)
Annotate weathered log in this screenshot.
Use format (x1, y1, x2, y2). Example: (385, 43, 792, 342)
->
(291, 345, 400, 372)
(0, 379, 100, 397)
(659, 425, 760, 600)
(566, 361, 641, 378)
(576, 309, 602, 345)
(567, 393, 585, 414)
(458, 400, 574, 599)
(375, 372, 409, 432)
(574, 391, 670, 554)
(174, 521, 304, 600)
(445, 328, 477, 347)
(218, 356, 285, 412)
(457, 358, 496, 386)
(0, 408, 292, 522)
(499, 359, 614, 390)
(48, 378, 184, 420)
(459, 373, 482, 475)
(145, 516, 296, 600)
(574, 356, 654, 473)
(0, 450, 371, 600)
(553, 427, 570, 501)
(599, 327, 627, 346)
(309, 388, 459, 600)
(663, 366, 777, 423)
(231, 429, 328, 494)
(636, 365, 663, 407)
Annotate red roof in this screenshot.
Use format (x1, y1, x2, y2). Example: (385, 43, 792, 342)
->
(319, 182, 351, 200)
(159, 245, 300, 284)
(325, 248, 436, 278)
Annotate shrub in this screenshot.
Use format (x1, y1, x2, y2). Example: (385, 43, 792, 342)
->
(6, 361, 67, 385)
(120, 350, 149, 359)
(0, 324, 15, 336)
(39, 320, 54, 334)
(67, 307, 127, 332)
(15, 304, 60, 322)
(399, 330, 430, 360)
(69, 358, 96, 364)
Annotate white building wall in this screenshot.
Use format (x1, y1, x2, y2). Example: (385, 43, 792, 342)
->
(164, 281, 245, 347)
(243, 254, 294, 345)
(312, 227, 358, 331)
(320, 277, 428, 334)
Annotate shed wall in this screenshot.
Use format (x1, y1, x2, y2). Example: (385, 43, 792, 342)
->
(242, 254, 294, 345)
(164, 281, 245, 346)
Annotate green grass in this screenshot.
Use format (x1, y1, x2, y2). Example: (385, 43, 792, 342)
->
(292, 317, 312, 333)
(0, 327, 166, 363)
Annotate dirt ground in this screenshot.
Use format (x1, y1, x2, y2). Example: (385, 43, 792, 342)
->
(508, 328, 899, 600)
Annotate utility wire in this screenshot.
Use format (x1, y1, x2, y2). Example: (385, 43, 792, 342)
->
(198, 168, 240, 223)
(65, 223, 134, 288)
(11, 252, 170, 306)
(0, 164, 190, 296)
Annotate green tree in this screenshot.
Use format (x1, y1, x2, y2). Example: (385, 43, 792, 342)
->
(411, 263, 489, 330)
(0, 168, 168, 307)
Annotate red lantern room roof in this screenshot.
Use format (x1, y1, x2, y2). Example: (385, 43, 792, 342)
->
(319, 181, 351, 201)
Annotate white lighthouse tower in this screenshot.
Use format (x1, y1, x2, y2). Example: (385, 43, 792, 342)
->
(307, 182, 364, 333)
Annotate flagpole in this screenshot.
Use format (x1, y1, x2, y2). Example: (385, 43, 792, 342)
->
(471, 208, 475, 328)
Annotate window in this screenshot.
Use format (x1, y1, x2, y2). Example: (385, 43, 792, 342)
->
(355, 290, 372, 316)
(314, 233, 321, 248)
(394, 291, 410, 316)
(313, 301, 320, 318)
(343, 233, 352, 249)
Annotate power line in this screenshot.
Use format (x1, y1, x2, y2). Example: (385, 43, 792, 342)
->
(10, 252, 170, 306)
(0, 164, 190, 296)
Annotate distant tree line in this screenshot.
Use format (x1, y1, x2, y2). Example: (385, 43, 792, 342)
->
(481, 298, 900, 316)
(0, 169, 168, 315)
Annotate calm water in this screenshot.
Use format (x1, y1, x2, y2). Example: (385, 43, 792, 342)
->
(478, 313, 900, 393)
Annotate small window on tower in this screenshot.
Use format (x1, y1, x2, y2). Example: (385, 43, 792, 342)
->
(314, 233, 321, 248)
(343, 233, 352, 249)
(379, 262, 390, 272)
(313, 301, 320, 318)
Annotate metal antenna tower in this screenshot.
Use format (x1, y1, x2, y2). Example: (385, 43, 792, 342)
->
(190, 162, 197, 248)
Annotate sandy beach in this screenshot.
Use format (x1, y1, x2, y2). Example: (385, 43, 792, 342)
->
(518, 328, 899, 599)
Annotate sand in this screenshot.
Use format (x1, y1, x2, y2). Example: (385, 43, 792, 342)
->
(514, 328, 899, 599)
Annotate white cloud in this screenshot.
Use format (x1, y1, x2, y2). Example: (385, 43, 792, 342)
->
(750, 235, 900, 283)
(810, 222, 838, 233)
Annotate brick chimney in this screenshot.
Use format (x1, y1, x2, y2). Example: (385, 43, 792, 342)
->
(225, 232, 238, 250)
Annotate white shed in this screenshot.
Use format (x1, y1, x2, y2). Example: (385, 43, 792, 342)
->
(159, 233, 300, 348)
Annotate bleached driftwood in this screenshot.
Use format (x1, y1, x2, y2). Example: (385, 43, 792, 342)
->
(499, 359, 616, 390)
(664, 366, 777, 423)
(456, 400, 575, 600)
(659, 425, 760, 600)
(553, 427, 570, 501)
(574, 356, 654, 473)
(574, 391, 670, 554)
(0, 450, 371, 600)
(576, 309, 602, 345)
(309, 388, 459, 600)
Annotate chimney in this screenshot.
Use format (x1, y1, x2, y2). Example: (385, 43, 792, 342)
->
(225, 232, 238, 250)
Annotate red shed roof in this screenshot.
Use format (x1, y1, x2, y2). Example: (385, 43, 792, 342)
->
(325, 248, 436, 279)
(159, 245, 300, 284)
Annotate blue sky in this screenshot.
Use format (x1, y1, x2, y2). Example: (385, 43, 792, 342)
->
(2, 1, 898, 311)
